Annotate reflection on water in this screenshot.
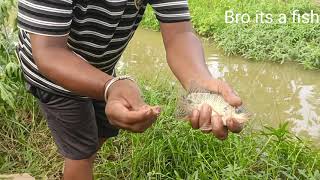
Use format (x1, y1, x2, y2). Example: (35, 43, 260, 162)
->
(206, 54, 320, 142)
(118, 28, 320, 145)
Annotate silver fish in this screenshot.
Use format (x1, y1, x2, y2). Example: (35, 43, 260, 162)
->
(176, 89, 251, 127)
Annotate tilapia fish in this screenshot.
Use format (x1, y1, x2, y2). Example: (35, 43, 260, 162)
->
(176, 89, 251, 126)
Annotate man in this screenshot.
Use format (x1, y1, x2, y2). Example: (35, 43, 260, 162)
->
(16, 0, 243, 179)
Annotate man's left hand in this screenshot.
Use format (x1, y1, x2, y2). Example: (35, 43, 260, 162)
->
(187, 79, 243, 140)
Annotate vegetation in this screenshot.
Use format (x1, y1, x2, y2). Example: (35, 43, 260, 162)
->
(1, 0, 320, 179)
(141, 0, 320, 70)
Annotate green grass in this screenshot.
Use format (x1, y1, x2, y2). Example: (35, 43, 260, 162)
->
(141, 0, 320, 70)
(1, 0, 320, 179)
(1, 76, 320, 179)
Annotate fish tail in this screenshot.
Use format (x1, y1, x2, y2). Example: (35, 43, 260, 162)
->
(187, 80, 212, 94)
(175, 95, 191, 119)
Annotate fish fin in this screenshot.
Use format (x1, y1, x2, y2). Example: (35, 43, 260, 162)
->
(187, 80, 211, 94)
(175, 107, 188, 119)
(175, 95, 191, 119)
(235, 105, 252, 118)
(215, 94, 225, 104)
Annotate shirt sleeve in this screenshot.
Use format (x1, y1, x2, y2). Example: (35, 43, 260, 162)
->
(17, 0, 74, 36)
(148, 0, 191, 23)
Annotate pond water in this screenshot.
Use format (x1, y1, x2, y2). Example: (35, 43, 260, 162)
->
(119, 28, 320, 145)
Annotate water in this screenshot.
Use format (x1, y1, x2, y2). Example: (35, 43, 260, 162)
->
(119, 28, 320, 145)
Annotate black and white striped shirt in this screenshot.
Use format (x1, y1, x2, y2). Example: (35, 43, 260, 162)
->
(17, 0, 190, 98)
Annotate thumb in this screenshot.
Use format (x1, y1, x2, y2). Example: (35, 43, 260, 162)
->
(126, 93, 147, 111)
(125, 92, 161, 115)
(106, 100, 159, 127)
(223, 90, 242, 107)
(126, 105, 161, 123)
(216, 81, 242, 107)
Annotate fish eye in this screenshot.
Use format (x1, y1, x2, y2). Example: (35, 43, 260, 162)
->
(235, 108, 243, 114)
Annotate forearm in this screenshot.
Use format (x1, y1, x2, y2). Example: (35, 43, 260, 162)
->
(165, 32, 213, 89)
(33, 47, 111, 100)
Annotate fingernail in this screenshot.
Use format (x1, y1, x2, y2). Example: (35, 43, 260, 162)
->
(192, 109, 199, 116)
(220, 135, 227, 140)
(232, 89, 239, 96)
(154, 106, 161, 113)
(145, 108, 152, 114)
(226, 118, 233, 126)
(200, 123, 212, 131)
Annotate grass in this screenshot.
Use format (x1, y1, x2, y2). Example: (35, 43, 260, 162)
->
(140, 0, 320, 70)
(1, 0, 320, 179)
(1, 75, 320, 179)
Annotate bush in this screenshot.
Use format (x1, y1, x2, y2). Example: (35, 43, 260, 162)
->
(141, 0, 320, 69)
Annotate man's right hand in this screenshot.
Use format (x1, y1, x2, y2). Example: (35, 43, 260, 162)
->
(105, 80, 161, 133)
(29, 33, 160, 132)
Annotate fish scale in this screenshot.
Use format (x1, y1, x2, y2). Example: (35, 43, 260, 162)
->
(176, 91, 251, 127)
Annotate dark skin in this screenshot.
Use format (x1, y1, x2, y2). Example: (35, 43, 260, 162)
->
(30, 21, 243, 180)
(160, 22, 243, 138)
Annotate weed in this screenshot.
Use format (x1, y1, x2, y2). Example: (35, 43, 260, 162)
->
(141, 0, 320, 69)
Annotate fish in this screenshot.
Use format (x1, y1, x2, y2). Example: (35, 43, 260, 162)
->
(176, 87, 251, 128)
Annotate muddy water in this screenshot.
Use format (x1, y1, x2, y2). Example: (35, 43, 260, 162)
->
(118, 28, 320, 144)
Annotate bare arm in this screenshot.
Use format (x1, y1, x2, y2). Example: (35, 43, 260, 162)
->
(160, 22, 212, 90)
(160, 21, 241, 106)
(160, 22, 243, 139)
(30, 33, 160, 132)
(30, 34, 111, 100)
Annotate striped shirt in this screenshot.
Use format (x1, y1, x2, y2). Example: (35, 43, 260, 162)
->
(16, 0, 190, 98)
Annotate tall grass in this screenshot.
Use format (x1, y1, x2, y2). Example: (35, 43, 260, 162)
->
(1, 0, 320, 179)
(93, 78, 320, 179)
(1, 1, 61, 177)
(141, 0, 320, 70)
(1, 66, 320, 179)
(0, 0, 21, 110)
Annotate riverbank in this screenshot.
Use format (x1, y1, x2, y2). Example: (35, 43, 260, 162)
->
(1, 35, 320, 179)
(141, 0, 320, 70)
(1, 73, 320, 179)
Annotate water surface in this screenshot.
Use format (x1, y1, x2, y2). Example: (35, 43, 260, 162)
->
(119, 28, 320, 145)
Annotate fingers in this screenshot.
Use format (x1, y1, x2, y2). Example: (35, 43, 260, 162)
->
(211, 115, 228, 140)
(226, 118, 243, 133)
(188, 103, 242, 137)
(107, 80, 146, 110)
(128, 94, 147, 111)
(218, 81, 242, 107)
(209, 79, 242, 107)
(189, 109, 200, 129)
(198, 104, 212, 133)
(125, 105, 161, 124)
(126, 106, 161, 132)
(151, 106, 161, 114)
(105, 100, 136, 130)
(106, 100, 161, 133)
(106, 80, 161, 133)
(189, 104, 212, 131)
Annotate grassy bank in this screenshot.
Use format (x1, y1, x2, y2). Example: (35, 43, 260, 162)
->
(1, 74, 320, 179)
(141, 0, 320, 70)
(1, 1, 320, 179)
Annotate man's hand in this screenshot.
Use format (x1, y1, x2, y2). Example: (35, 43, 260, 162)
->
(160, 21, 244, 140)
(188, 79, 243, 140)
(105, 80, 161, 133)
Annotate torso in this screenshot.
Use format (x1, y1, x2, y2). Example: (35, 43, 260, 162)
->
(18, 0, 147, 96)
(67, 0, 146, 72)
